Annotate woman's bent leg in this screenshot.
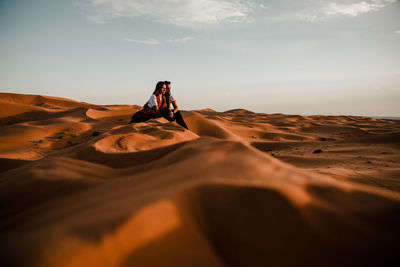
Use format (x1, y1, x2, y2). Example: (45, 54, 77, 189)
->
(129, 110, 159, 124)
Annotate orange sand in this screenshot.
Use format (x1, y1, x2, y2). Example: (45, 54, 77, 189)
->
(0, 92, 399, 267)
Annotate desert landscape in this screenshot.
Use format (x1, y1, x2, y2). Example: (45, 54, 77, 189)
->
(0, 92, 399, 267)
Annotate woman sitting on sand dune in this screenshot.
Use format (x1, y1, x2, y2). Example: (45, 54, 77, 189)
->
(129, 81, 188, 129)
(144, 81, 167, 114)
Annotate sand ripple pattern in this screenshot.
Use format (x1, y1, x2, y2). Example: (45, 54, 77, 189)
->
(0, 93, 400, 267)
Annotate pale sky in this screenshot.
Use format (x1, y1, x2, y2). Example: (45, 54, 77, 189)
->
(1, 0, 399, 116)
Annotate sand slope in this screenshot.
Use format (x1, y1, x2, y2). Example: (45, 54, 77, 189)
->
(0, 93, 400, 267)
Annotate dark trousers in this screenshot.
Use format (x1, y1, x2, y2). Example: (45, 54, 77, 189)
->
(129, 108, 188, 130)
(159, 109, 188, 130)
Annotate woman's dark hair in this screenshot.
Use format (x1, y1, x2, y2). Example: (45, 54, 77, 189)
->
(164, 81, 171, 85)
(153, 81, 165, 95)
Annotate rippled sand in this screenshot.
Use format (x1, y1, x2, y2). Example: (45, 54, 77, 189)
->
(1, 92, 399, 267)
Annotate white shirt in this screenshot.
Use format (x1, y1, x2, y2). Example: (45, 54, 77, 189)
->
(147, 94, 175, 109)
(169, 94, 175, 109)
(147, 94, 159, 108)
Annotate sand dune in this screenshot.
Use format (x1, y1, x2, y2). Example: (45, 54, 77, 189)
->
(0, 92, 399, 267)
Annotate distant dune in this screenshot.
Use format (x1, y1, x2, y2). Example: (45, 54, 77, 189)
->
(372, 116, 400, 121)
(0, 92, 399, 267)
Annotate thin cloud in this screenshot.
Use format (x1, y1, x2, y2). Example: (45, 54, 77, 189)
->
(166, 36, 193, 43)
(122, 38, 160, 45)
(326, 0, 396, 17)
(123, 37, 193, 45)
(301, 0, 396, 22)
(78, 0, 254, 27)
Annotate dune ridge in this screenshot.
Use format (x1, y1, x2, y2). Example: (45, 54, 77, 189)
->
(0, 92, 399, 267)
